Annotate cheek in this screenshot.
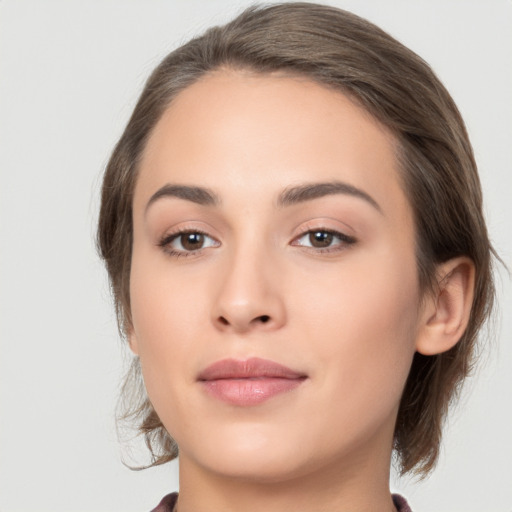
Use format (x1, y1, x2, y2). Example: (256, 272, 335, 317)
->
(129, 280, 206, 443)
(128, 248, 208, 405)
(130, 237, 209, 341)
(293, 249, 420, 412)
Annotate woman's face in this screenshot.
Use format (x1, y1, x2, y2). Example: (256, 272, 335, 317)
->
(130, 70, 423, 483)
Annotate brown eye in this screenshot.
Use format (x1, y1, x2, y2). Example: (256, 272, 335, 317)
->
(159, 230, 220, 256)
(292, 229, 356, 252)
(180, 232, 205, 250)
(309, 231, 333, 248)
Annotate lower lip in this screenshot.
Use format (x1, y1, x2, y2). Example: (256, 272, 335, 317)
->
(201, 377, 305, 406)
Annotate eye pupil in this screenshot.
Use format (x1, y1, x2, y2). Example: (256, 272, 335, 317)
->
(309, 231, 333, 248)
(181, 232, 204, 250)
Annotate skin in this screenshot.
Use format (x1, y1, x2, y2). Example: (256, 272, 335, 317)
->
(129, 70, 474, 512)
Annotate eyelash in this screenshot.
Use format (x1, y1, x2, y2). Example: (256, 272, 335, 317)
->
(291, 228, 357, 253)
(158, 228, 219, 259)
(158, 228, 356, 258)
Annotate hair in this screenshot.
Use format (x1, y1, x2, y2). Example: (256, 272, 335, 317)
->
(97, 2, 496, 476)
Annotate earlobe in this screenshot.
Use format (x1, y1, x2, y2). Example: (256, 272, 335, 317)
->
(415, 257, 475, 356)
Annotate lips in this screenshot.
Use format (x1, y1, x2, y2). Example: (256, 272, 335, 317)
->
(198, 357, 307, 406)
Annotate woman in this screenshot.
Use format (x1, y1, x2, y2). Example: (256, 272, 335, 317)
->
(98, 3, 496, 511)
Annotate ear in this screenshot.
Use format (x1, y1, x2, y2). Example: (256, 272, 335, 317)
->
(415, 257, 475, 356)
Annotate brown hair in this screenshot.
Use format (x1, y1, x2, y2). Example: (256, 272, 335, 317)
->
(97, 2, 496, 476)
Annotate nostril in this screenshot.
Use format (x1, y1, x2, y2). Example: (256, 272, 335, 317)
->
(216, 314, 272, 328)
(219, 316, 229, 325)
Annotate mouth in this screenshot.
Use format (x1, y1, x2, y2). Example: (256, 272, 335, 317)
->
(197, 357, 308, 406)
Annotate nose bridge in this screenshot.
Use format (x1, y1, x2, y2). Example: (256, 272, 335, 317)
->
(213, 234, 285, 332)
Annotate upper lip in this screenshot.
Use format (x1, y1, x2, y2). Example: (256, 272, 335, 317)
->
(198, 357, 307, 381)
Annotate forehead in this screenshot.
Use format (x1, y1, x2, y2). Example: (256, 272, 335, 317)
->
(135, 69, 409, 223)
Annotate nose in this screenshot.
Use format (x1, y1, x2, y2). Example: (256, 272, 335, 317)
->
(212, 245, 286, 334)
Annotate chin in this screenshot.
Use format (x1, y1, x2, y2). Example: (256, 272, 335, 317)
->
(205, 453, 311, 484)
(180, 424, 317, 483)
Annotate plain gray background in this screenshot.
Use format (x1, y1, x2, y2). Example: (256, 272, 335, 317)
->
(0, 1, 511, 511)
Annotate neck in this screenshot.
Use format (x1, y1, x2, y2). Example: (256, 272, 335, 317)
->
(176, 445, 396, 512)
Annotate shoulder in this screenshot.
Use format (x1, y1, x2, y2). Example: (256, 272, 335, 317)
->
(150, 492, 178, 512)
(393, 493, 413, 512)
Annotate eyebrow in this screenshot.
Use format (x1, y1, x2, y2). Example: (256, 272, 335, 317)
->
(277, 181, 382, 212)
(145, 184, 220, 213)
(145, 180, 381, 214)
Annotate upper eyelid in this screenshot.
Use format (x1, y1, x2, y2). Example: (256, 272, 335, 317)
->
(292, 222, 356, 240)
(157, 221, 220, 242)
(292, 215, 355, 234)
(292, 228, 356, 244)
(159, 228, 218, 245)
(297, 228, 349, 237)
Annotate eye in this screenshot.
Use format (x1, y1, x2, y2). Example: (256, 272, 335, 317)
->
(292, 229, 356, 252)
(159, 230, 220, 256)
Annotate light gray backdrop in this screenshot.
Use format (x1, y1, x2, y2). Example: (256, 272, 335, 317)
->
(1, 1, 511, 511)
